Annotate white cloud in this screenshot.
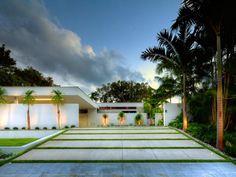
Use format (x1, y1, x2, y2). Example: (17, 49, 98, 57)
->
(0, 0, 144, 93)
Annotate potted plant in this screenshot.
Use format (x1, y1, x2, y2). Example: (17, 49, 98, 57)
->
(102, 113, 108, 126)
(135, 113, 143, 126)
(118, 111, 125, 125)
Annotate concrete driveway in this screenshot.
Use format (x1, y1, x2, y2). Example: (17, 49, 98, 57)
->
(0, 127, 235, 177)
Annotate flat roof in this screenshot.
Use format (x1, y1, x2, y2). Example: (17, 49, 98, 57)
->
(2, 86, 98, 109)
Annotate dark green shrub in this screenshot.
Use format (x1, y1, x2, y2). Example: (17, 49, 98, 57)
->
(157, 119, 164, 126)
(4, 127, 10, 130)
(0, 152, 12, 159)
(52, 126, 57, 129)
(224, 132, 236, 157)
(168, 112, 183, 129)
(43, 127, 47, 130)
(64, 125, 69, 129)
(22, 127, 26, 130)
(13, 127, 18, 130)
(70, 125, 76, 128)
(188, 91, 212, 123)
(186, 123, 216, 145)
(35, 127, 40, 130)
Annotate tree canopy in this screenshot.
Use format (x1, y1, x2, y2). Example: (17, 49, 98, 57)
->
(0, 44, 54, 86)
(90, 80, 152, 102)
(141, 0, 236, 150)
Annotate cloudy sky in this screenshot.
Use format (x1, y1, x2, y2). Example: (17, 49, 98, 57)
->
(0, 0, 180, 93)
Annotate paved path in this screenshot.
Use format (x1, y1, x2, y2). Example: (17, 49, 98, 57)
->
(0, 127, 235, 176)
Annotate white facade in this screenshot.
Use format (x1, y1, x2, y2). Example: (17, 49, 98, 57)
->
(0, 87, 182, 128)
(155, 113, 163, 125)
(163, 103, 182, 126)
(0, 104, 78, 129)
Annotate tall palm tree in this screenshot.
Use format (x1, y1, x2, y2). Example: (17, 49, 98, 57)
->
(23, 90, 35, 130)
(51, 89, 64, 129)
(171, 0, 235, 150)
(141, 24, 197, 131)
(0, 87, 7, 104)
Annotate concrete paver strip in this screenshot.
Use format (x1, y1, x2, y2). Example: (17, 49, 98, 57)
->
(14, 148, 223, 161)
(1, 127, 235, 176)
(15, 149, 123, 161)
(39, 139, 202, 148)
(54, 133, 188, 139)
(66, 129, 178, 134)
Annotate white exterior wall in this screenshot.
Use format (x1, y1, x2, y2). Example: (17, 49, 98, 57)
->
(0, 104, 78, 129)
(155, 113, 163, 125)
(87, 109, 98, 127)
(97, 113, 147, 126)
(163, 103, 181, 126)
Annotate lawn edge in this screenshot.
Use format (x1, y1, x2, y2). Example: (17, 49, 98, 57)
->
(172, 127, 232, 161)
(0, 130, 66, 167)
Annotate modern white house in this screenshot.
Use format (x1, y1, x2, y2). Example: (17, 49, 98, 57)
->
(0, 86, 181, 129)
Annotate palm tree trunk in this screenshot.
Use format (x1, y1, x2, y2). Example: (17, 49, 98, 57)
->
(182, 73, 188, 131)
(223, 73, 229, 129)
(211, 95, 217, 124)
(27, 104, 30, 130)
(57, 104, 61, 129)
(216, 33, 224, 150)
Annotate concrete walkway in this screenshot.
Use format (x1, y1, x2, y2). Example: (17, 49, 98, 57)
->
(0, 127, 235, 176)
(1, 163, 236, 177)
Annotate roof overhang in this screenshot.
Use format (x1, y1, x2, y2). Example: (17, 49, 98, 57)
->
(2, 86, 98, 109)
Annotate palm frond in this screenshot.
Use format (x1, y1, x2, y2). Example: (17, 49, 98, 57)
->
(51, 89, 64, 104)
(23, 90, 35, 104)
(158, 30, 179, 58)
(0, 87, 7, 104)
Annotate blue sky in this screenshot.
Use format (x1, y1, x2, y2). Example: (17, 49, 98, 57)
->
(45, 0, 180, 70)
(0, 0, 181, 93)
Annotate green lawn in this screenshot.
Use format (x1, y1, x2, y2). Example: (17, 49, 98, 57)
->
(0, 138, 38, 146)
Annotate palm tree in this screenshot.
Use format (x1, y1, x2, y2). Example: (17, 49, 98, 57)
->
(23, 90, 35, 130)
(171, 0, 235, 150)
(51, 89, 64, 129)
(0, 87, 7, 104)
(141, 24, 197, 131)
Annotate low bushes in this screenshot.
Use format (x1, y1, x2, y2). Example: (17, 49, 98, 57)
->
(186, 123, 216, 146)
(0, 151, 11, 159)
(224, 132, 236, 157)
(157, 119, 163, 126)
(168, 112, 183, 129)
(169, 113, 236, 157)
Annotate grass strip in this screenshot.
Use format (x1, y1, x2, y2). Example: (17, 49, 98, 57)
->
(12, 159, 229, 163)
(173, 128, 230, 160)
(51, 138, 190, 141)
(63, 132, 179, 135)
(36, 146, 204, 149)
(0, 130, 65, 167)
(0, 138, 38, 146)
